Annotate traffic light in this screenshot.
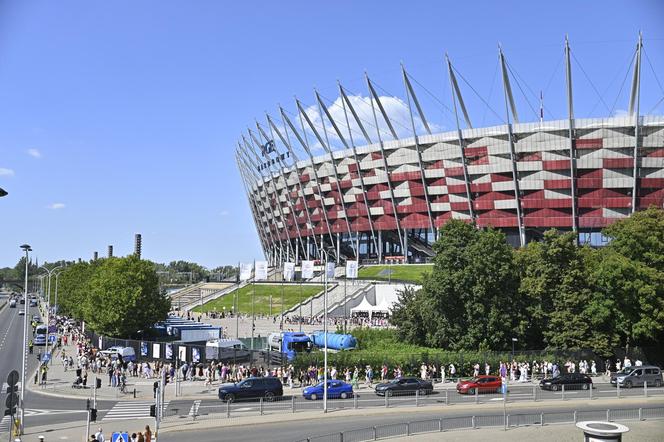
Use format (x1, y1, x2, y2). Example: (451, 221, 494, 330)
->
(96, 378, 102, 389)
(149, 404, 156, 417)
(86, 399, 90, 410)
(90, 409, 97, 422)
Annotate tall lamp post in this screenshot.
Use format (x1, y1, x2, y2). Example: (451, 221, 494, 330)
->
(19, 244, 31, 435)
(511, 337, 518, 362)
(40, 265, 62, 361)
(0, 187, 7, 197)
(322, 250, 329, 413)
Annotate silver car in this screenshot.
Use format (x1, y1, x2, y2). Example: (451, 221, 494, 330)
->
(611, 365, 662, 388)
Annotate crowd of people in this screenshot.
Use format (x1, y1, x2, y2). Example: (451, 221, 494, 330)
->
(89, 426, 152, 442)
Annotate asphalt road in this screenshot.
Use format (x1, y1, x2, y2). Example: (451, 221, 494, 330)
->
(158, 400, 662, 442)
(0, 299, 115, 430)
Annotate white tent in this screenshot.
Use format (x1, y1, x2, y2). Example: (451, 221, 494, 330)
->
(350, 296, 375, 317)
(373, 297, 394, 314)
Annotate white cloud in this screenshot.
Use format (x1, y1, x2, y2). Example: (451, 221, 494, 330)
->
(0, 168, 15, 177)
(47, 203, 65, 210)
(27, 148, 42, 159)
(296, 94, 443, 153)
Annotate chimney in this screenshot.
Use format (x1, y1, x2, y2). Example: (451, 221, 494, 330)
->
(108, 245, 113, 258)
(134, 233, 142, 259)
(93, 251, 98, 261)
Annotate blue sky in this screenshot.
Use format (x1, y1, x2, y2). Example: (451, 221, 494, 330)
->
(0, 0, 662, 268)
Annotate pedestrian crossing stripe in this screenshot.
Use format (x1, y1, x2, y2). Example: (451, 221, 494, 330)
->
(102, 401, 169, 421)
(0, 409, 47, 431)
(188, 400, 201, 416)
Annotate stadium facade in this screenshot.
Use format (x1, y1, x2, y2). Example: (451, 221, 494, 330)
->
(236, 36, 664, 265)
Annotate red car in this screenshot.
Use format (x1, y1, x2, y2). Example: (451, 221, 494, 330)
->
(456, 375, 502, 394)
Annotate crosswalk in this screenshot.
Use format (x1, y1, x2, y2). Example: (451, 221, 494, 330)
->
(0, 409, 48, 432)
(188, 400, 201, 417)
(102, 400, 169, 421)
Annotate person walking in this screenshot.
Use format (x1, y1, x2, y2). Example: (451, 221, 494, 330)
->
(144, 425, 152, 442)
(94, 427, 105, 442)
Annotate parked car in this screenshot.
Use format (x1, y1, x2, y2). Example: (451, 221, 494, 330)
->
(18, 310, 25, 316)
(374, 377, 433, 397)
(456, 376, 502, 395)
(303, 380, 353, 400)
(218, 377, 283, 402)
(610, 366, 662, 388)
(540, 373, 593, 391)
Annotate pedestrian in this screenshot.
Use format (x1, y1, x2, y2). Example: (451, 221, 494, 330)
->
(130, 433, 138, 442)
(144, 425, 152, 442)
(94, 427, 105, 442)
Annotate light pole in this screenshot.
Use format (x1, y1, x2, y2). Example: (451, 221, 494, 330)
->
(19, 244, 31, 435)
(322, 251, 329, 413)
(511, 337, 518, 362)
(0, 187, 7, 197)
(40, 265, 62, 361)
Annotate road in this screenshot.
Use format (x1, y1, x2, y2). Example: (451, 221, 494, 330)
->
(0, 297, 115, 432)
(158, 400, 663, 442)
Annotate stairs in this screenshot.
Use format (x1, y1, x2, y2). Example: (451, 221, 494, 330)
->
(283, 280, 370, 317)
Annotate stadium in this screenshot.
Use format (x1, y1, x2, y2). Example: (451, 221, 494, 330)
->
(236, 37, 664, 265)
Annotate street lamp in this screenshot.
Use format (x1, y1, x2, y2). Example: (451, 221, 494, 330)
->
(511, 337, 518, 362)
(40, 265, 63, 359)
(0, 187, 7, 197)
(19, 244, 31, 435)
(322, 250, 329, 413)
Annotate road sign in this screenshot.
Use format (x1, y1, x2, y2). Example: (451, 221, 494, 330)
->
(48, 334, 57, 343)
(6, 370, 19, 387)
(41, 353, 51, 362)
(111, 432, 129, 442)
(3, 407, 16, 416)
(5, 393, 18, 409)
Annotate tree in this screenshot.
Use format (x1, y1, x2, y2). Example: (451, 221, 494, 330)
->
(392, 221, 523, 351)
(603, 206, 664, 272)
(57, 256, 170, 338)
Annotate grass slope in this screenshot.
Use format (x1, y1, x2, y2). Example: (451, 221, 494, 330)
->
(191, 284, 324, 315)
(357, 264, 432, 283)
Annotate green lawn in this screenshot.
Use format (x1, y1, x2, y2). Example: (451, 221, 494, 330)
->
(191, 284, 324, 315)
(357, 264, 432, 283)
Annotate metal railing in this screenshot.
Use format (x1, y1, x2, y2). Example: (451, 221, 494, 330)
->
(162, 383, 664, 423)
(295, 406, 664, 442)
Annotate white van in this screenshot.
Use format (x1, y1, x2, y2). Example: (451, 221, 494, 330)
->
(205, 339, 251, 361)
(99, 346, 136, 362)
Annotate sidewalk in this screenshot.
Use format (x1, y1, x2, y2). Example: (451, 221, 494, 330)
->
(28, 337, 618, 402)
(18, 396, 664, 442)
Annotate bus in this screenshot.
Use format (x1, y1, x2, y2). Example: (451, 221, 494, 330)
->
(34, 324, 48, 346)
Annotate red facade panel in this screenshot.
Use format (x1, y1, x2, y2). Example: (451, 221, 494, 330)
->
(543, 160, 571, 170)
(464, 146, 488, 157)
(445, 167, 465, 177)
(544, 179, 572, 189)
(576, 138, 603, 149)
(391, 171, 422, 181)
(603, 158, 634, 169)
(447, 184, 468, 194)
(470, 182, 493, 193)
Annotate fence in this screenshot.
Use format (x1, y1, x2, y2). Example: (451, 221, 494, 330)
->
(160, 383, 664, 424)
(294, 406, 664, 442)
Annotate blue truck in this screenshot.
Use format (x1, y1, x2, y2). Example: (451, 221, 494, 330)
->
(268, 331, 357, 362)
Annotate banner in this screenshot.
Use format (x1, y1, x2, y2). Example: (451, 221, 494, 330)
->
(165, 343, 173, 360)
(345, 260, 358, 279)
(192, 347, 200, 363)
(301, 260, 315, 279)
(283, 262, 295, 281)
(239, 262, 253, 281)
(326, 262, 336, 279)
(255, 260, 268, 280)
(152, 343, 161, 359)
(178, 345, 187, 362)
(140, 341, 148, 357)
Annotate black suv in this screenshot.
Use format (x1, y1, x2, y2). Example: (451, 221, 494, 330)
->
(540, 373, 593, 391)
(218, 377, 283, 402)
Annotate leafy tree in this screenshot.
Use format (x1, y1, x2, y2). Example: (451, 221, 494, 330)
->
(57, 261, 99, 319)
(83, 256, 170, 338)
(603, 206, 664, 272)
(392, 221, 523, 351)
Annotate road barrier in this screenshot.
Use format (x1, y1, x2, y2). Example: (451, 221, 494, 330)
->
(294, 406, 664, 442)
(160, 384, 664, 423)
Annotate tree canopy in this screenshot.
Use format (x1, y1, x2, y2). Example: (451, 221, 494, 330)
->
(392, 207, 664, 356)
(57, 256, 170, 338)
